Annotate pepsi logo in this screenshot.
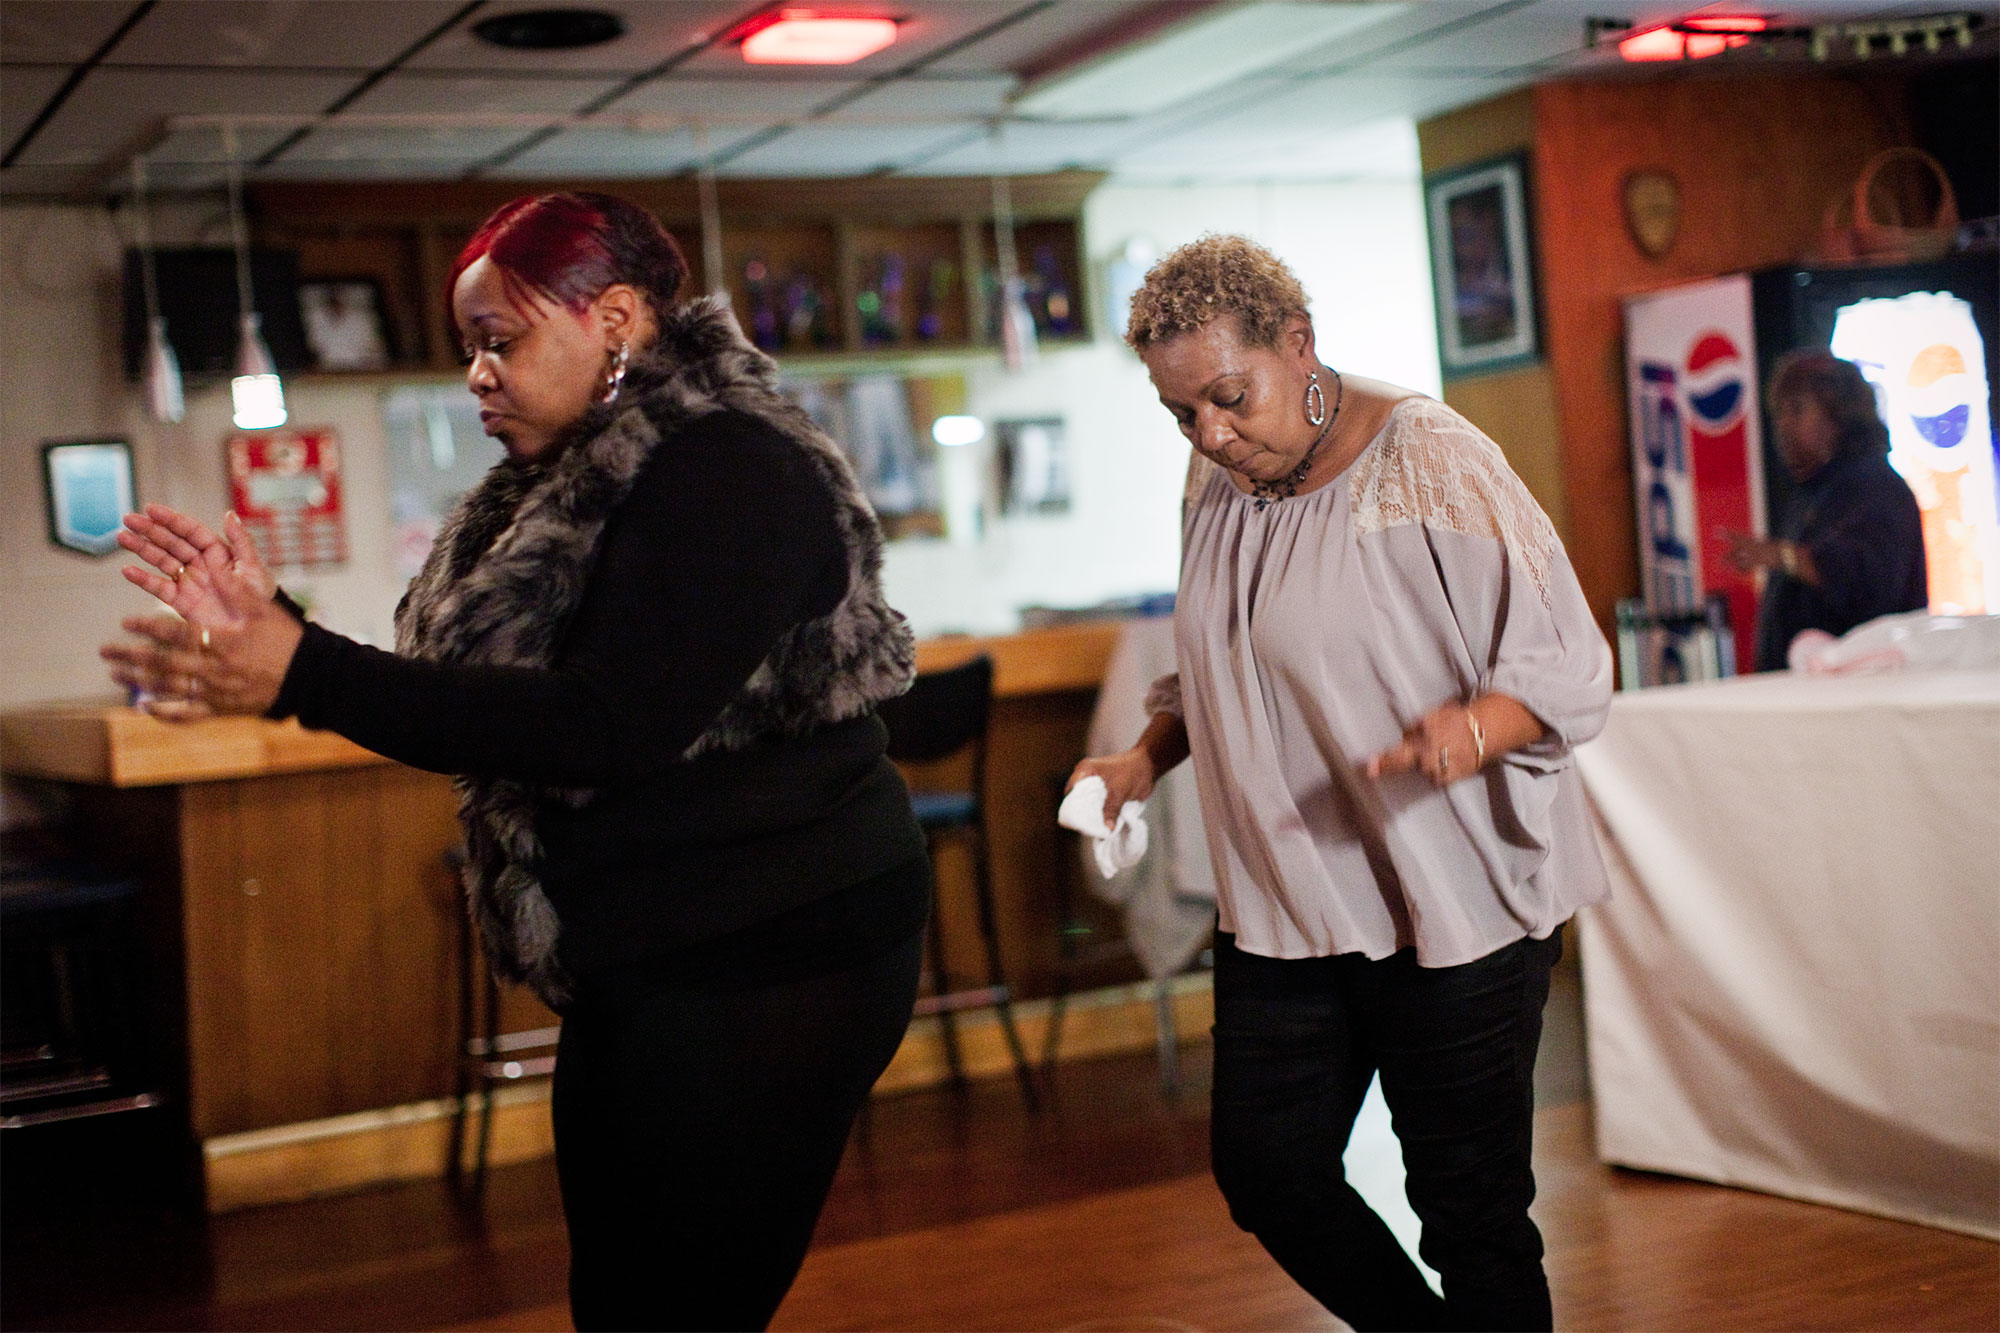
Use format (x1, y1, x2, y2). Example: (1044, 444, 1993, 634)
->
(1905, 342, 1974, 451)
(1684, 331, 1745, 431)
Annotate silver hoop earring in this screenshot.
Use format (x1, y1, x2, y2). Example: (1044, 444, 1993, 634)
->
(601, 340, 630, 405)
(1304, 370, 1326, 427)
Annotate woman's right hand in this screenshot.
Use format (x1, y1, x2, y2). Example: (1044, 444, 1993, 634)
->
(117, 506, 276, 626)
(1065, 747, 1158, 828)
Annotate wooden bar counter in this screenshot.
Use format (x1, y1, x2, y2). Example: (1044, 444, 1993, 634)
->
(0, 620, 1132, 1205)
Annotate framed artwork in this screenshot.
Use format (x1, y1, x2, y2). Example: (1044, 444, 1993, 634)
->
(226, 426, 348, 567)
(1425, 153, 1541, 376)
(297, 278, 393, 371)
(995, 418, 1071, 514)
(42, 438, 134, 556)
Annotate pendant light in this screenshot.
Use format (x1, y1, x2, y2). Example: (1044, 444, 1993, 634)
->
(991, 173, 1037, 372)
(224, 122, 286, 431)
(130, 154, 184, 424)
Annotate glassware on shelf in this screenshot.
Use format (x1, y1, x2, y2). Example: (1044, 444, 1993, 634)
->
(743, 256, 782, 351)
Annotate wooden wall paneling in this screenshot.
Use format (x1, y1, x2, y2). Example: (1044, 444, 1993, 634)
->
(178, 779, 250, 1139)
(321, 770, 393, 1115)
(365, 767, 464, 1109)
(1445, 365, 1571, 539)
(1528, 72, 1915, 634)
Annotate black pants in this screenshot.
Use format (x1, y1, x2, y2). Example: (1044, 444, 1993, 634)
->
(1211, 928, 1561, 1333)
(551, 860, 928, 1332)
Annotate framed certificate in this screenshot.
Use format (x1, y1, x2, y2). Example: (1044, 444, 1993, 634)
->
(42, 438, 135, 556)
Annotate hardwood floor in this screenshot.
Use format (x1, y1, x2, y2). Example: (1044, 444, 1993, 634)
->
(6, 1000, 1995, 1332)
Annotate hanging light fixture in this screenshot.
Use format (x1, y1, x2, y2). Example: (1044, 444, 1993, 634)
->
(130, 154, 184, 424)
(991, 173, 1037, 373)
(223, 121, 286, 431)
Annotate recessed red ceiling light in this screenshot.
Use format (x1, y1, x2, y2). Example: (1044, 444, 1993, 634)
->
(1617, 22, 1754, 60)
(738, 10, 899, 65)
(1682, 14, 1769, 32)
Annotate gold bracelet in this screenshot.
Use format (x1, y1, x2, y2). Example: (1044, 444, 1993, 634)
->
(1466, 708, 1485, 768)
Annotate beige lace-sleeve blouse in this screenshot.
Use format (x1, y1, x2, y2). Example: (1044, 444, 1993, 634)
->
(1148, 396, 1614, 966)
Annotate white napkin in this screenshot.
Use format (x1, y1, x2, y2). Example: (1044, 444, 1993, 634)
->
(1057, 776, 1150, 880)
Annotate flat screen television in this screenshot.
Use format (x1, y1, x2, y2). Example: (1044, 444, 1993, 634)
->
(121, 247, 311, 383)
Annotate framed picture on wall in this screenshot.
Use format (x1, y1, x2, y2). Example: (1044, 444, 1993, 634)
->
(42, 438, 135, 556)
(298, 278, 394, 371)
(1425, 153, 1541, 376)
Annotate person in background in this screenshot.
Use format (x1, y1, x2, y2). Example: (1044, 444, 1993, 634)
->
(101, 192, 927, 1333)
(1725, 349, 1929, 671)
(1068, 235, 1613, 1332)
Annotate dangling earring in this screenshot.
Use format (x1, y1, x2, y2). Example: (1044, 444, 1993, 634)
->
(1304, 370, 1326, 427)
(601, 340, 630, 405)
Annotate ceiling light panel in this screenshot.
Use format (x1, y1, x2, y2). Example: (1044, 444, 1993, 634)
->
(0, 0, 148, 62)
(409, 1, 743, 71)
(9, 69, 353, 166)
(922, 1, 1169, 74)
(1013, 3, 1411, 119)
(739, 12, 900, 65)
(680, 1, 1021, 74)
(108, 0, 467, 68)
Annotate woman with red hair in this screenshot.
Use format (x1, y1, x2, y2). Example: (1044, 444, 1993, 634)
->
(103, 193, 928, 1330)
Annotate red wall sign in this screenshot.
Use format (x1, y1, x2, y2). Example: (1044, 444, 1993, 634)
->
(226, 426, 347, 567)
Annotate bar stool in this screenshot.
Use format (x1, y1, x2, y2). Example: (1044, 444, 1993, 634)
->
(445, 848, 560, 1199)
(877, 655, 1039, 1108)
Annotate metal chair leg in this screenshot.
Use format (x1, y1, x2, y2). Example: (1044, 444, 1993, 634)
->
(970, 825, 1039, 1110)
(925, 883, 967, 1089)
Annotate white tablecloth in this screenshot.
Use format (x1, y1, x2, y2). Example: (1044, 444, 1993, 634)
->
(1576, 669, 2000, 1239)
(1083, 615, 1217, 979)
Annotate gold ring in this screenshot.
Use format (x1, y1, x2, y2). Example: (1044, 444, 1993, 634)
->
(1436, 746, 1450, 774)
(199, 626, 212, 651)
(172, 562, 184, 581)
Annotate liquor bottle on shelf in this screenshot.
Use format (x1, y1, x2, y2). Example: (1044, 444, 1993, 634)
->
(743, 256, 781, 351)
(1032, 244, 1075, 336)
(917, 258, 955, 341)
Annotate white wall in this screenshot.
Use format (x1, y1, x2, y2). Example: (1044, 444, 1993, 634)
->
(885, 176, 1441, 635)
(0, 166, 1437, 709)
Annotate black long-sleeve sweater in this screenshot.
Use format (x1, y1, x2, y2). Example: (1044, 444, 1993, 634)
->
(270, 409, 927, 978)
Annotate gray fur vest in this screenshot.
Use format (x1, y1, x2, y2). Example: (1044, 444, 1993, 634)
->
(394, 297, 914, 1006)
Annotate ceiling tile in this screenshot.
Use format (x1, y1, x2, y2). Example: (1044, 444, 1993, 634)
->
(828, 74, 1020, 118)
(0, 163, 96, 197)
(611, 75, 862, 119)
(921, 1, 1168, 75)
(108, 0, 471, 69)
(491, 124, 751, 177)
(901, 120, 1129, 174)
(278, 124, 531, 164)
(0, 0, 147, 63)
(339, 70, 626, 116)
(143, 124, 297, 165)
(1, 65, 70, 148)
(13, 68, 354, 165)
(716, 122, 976, 176)
(406, 1, 743, 73)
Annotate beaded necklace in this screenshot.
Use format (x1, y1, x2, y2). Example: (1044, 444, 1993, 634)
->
(1250, 367, 1345, 512)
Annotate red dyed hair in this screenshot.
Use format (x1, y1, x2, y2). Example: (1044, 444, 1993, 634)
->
(448, 192, 687, 340)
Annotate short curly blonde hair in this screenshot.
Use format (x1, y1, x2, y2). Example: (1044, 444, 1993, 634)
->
(1125, 233, 1309, 351)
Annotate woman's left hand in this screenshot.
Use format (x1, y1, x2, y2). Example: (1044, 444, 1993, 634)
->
(100, 561, 304, 720)
(1367, 700, 1483, 787)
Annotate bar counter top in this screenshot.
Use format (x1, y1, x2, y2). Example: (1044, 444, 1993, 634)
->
(3, 620, 1125, 788)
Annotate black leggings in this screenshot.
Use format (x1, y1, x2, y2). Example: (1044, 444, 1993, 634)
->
(1211, 928, 1561, 1333)
(551, 860, 928, 1332)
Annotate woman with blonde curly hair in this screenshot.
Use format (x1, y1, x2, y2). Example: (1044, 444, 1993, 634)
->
(1070, 235, 1613, 1331)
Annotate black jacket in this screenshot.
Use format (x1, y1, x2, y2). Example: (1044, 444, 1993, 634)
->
(1754, 450, 1929, 671)
(271, 299, 925, 1003)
